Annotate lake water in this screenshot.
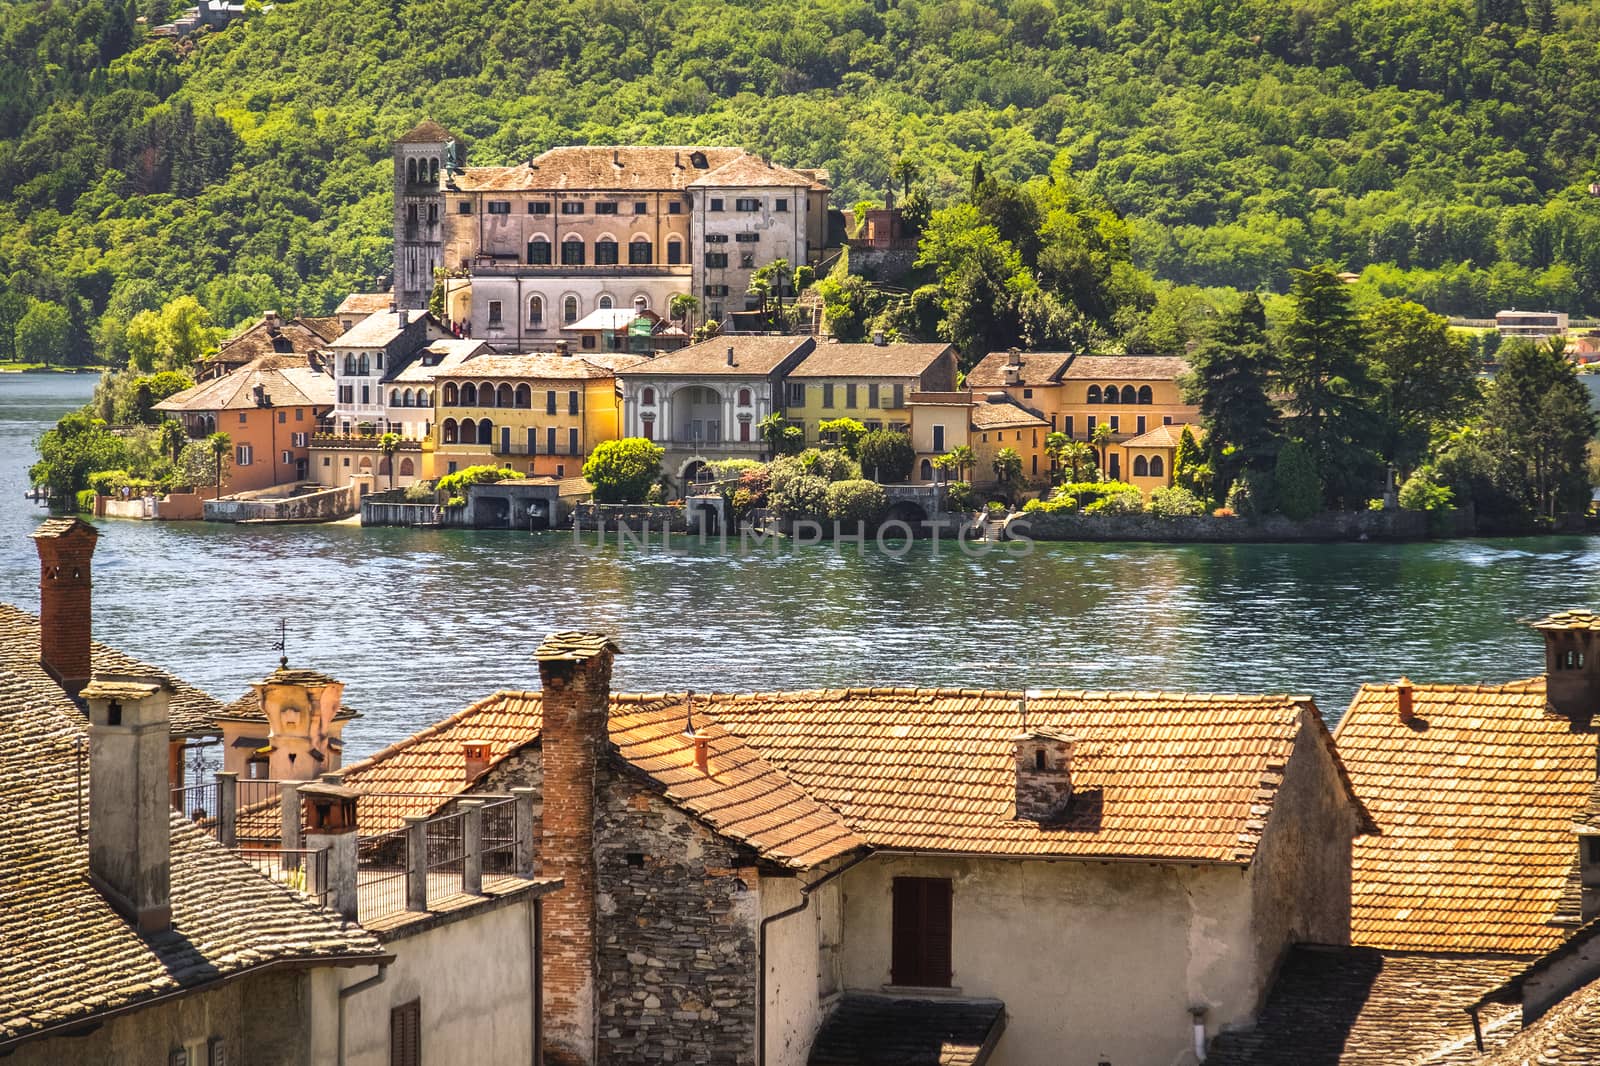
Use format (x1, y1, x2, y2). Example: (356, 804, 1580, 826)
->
(3, 372, 1599, 761)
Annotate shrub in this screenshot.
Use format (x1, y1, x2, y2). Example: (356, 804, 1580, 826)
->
(766, 455, 808, 496)
(708, 458, 762, 481)
(583, 438, 664, 503)
(403, 479, 436, 502)
(769, 473, 830, 522)
(738, 466, 771, 507)
(88, 469, 130, 495)
(1022, 494, 1078, 514)
(1273, 441, 1322, 520)
(818, 417, 867, 458)
(797, 447, 861, 483)
(1085, 488, 1144, 514)
(856, 429, 915, 483)
(945, 481, 976, 512)
(75, 489, 95, 512)
(1149, 486, 1206, 518)
(645, 483, 667, 504)
(1226, 471, 1271, 517)
(985, 500, 1009, 516)
(436, 464, 517, 499)
(731, 488, 758, 522)
(1056, 480, 1141, 509)
(445, 495, 466, 508)
(825, 479, 888, 526)
(1398, 466, 1454, 512)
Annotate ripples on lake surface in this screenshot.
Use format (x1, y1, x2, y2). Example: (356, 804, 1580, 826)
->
(4, 372, 1599, 760)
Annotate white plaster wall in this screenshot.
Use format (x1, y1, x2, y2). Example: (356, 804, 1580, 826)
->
(761, 874, 833, 1066)
(340, 901, 538, 1066)
(466, 274, 688, 351)
(836, 856, 1255, 1066)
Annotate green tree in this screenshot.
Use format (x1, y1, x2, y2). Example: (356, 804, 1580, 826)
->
(206, 431, 232, 496)
(1273, 440, 1322, 520)
(1362, 299, 1481, 474)
(379, 432, 402, 490)
(29, 412, 125, 503)
(668, 294, 699, 333)
(818, 417, 867, 458)
(992, 446, 1024, 503)
(932, 443, 976, 482)
(824, 478, 888, 527)
(749, 259, 795, 325)
(1481, 339, 1597, 517)
(582, 438, 665, 503)
(15, 301, 73, 366)
(1091, 421, 1115, 474)
(1172, 427, 1207, 497)
(1277, 265, 1381, 508)
(158, 418, 188, 464)
(857, 429, 916, 483)
(1183, 292, 1278, 502)
(758, 412, 804, 457)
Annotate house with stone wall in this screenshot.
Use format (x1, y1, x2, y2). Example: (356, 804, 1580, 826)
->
(337, 631, 1374, 1066)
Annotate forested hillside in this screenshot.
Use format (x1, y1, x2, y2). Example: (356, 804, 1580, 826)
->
(6, 0, 1600, 363)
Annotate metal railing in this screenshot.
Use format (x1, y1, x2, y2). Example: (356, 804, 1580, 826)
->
(424, 810, 466, 903)
(481, 797, 517, 877)
(171, 781, 219, 822)
(232, 846, 328, 907)
(357, 827, 410, 923)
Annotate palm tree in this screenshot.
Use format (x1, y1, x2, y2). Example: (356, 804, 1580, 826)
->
(946, 444, 976, 483)
(891, 157, 919, 197)
(379, 432, 402, 490)
(205, 431, 231, 496)
(992, 447, 1024, 505)
(1091, 422, 1115, 477)
(669, 293, 699, 334)
(750, 259, 794, 327)
(158, 418, 187, 464)
(1060, 441, 1097, 483)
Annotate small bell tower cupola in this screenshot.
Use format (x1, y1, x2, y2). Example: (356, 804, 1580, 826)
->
(1012, 691, 1075, 824)
(1534, 611, 1600, 718)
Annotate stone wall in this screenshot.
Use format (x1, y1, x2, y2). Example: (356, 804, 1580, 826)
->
(571, 503, 688, 533)
(1008, 508, 1429, 543)
(204, 483, 357, 523)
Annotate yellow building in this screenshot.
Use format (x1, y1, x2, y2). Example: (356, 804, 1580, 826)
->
(783, 340, 957, 444)
(427, 352, 645, 479)
(966, 350, 1196, 480)
(1112, 423, 1202, 495)
(906, 390, 1049, 491)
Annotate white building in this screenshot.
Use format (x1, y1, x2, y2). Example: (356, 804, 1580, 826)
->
(688, 154, 818, 323)
(327, 310, 449, 436)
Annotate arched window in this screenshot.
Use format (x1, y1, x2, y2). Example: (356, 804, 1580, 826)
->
(429, 158, 438, 183)
(459, 418, 476, 444)
(529, 296, 544, 325)
(496, 383, 514, 407)
(1150, 455, 1165, 478)
(479, 419, 494, 445)
(598, 294, 613, 310)
(634, 294, 648, 313)
(1121, 385, 1138, 404)
(344, 354, 356, 376)
(1133, 455, 1149, 477)
(1102, 384, 1119, 404)
(461, 382, 478, 406)
(400, 457, 415, 476)
(443, 383, 458, 406)
(478, 382, 496, 407)
(378, 456, 391, 476)
(407, 158, 417, 184)
(528, 238, 551, 266)
(564, 296, 579, 324)
(390, 389, 401, 406)
(629, 238, 652, 265)
(358, 355, 370, 376)
(1138, 385, 1153, 404)
(737, 388, 751, 406)
(667, 238, 683, 265)
(358, 457, 373, 473)
(562, 237, 585, 266)
(1086, 385, 1101, 404)
(920, 458, 933, 481)
(420, 390, 430, 407)
(642, 387, 656, 405)
(595, 239, 618, 266)
(515, 384, 531, 409)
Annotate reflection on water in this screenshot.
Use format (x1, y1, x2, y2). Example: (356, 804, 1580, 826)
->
(2, 372, 1598, 761)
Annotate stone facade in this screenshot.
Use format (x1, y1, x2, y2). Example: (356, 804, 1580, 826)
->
(1009, 509, 1430, 543)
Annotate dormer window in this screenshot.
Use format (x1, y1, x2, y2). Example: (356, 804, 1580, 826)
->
(689, 151, 708, 169)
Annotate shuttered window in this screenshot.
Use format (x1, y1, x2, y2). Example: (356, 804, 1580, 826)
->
(890, 877, 952, 987)
(390, 999, 420, 1066)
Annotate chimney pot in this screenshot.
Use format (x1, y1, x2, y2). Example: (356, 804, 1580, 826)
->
(463, 739, 493, 782)
(83, 674, 172, 934)
(872, 330, 886, 346)
(555, 340, 569, 357)
(692, 734, 710, 776)
(1396, 677, 1415, 723)
(613, 149, 620, 166)
(726, 346, 735, 366)
(264, 310, 280, 331)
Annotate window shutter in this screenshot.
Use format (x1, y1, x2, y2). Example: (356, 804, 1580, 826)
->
(891, 878, 921, 986)
(922, 878, 952, 986)
(891, 877, 952, 987)
(390, 999, 420, 1066)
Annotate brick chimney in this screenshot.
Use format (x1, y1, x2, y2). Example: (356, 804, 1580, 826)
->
(1013, 724, 1074, 823)
(83, 674, 172, 934)
(463, 739, 493, 782)
(1534, 611, 1600, 718)
(537, 631, 619, 1066)
(31, 516, 98, 701)
(1396, 678, 1415, 723)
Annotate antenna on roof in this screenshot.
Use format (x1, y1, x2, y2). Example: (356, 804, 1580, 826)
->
(270, 618, 288, 669)
(682, 690, 696, 738)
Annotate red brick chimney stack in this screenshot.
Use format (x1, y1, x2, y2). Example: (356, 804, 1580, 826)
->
(536, 631, 618, 1066)
(31, 517, 99, 701)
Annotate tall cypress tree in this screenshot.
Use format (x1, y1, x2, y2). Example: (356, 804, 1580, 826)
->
(1277, 264, 1382, 509)
(1182, 292, 1279, 503)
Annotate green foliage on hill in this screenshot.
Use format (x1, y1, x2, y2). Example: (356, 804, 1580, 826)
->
(11, 0, 1600, 365)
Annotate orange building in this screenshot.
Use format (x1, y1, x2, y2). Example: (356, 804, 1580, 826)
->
(154, 352, 335, 493)
(1112, 423, 1203, 495)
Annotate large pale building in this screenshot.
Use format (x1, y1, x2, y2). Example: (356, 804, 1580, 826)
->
(391, 126, 832, 339)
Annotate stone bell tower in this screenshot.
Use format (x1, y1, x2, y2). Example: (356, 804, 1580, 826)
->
(394, 119, 459, 310)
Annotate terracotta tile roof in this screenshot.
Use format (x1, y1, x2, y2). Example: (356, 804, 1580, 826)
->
(335, 292, 395, 316)
(619, 335, 815, 377)
(433, 353, 619, 381)
(330, 309, 430, 350)
(1203, 946, 1527, 1066)
(336, 691, 862, 869)
(1337, 678, 1596, 954)
(453, 146, 750, 193)
(1478, 975, 1600, 1065)
(789, 342, 954, 379)
(687, 154, 816, 189)
(208, 316, 338, 367)
(965, 351, 1073, 388)
(699, 688, 1363, 863)
(387, 339, 490, 384)
(154, 353, 334, 413)
(0, 669, 385, 1051)
(807, 994, 1006, 1066)
(969, 395, 1048, 430)
(1121, 423, 1200, 449)
(1057, 354, 1190, 381)
(397, 119, 460, 144)
(0, 602, 221, 738)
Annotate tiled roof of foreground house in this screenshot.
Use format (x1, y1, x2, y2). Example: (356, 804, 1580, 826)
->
(1336, 678, 1596, 954)
(0, 668, 386, 1051)
(338, 686, 1369, 868)
(1477, 975, 1600, 1065)
(965, 351, 1073, 388)
(0, 602, 222, 738)
(1203, 946, 1527, 1066)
